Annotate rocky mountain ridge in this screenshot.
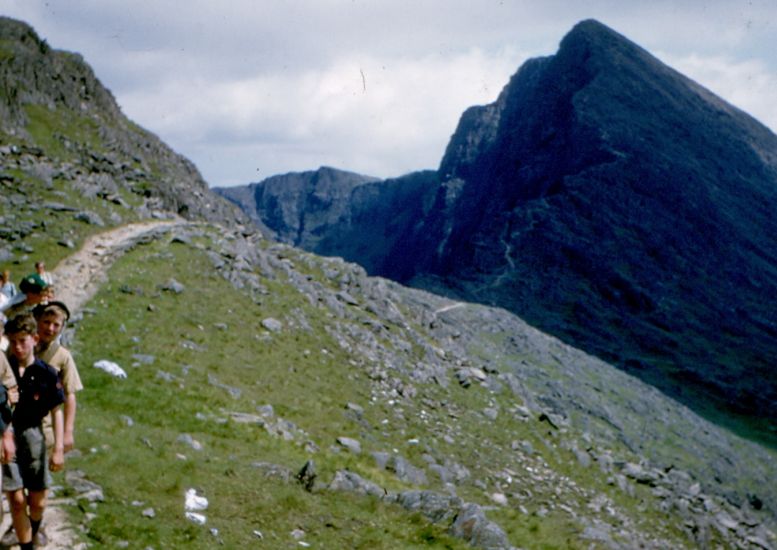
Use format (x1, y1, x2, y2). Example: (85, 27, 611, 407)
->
(219, 19, 777, 446)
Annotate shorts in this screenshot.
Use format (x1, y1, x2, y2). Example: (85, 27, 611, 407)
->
(2, 426, 51, 492)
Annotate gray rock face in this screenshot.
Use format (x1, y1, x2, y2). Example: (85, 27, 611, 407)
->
(296, 460, 317, 492)
(450, 503, 514, 550)
(215, 168, 439, 277)
(261, 317, 283, 333)
(215, 166, 379, 245)
(74, 210, 105, 226)
(392, 490, 461, 525)
(328, 470, 384, 497)
(335, 436, 362, 454)
(385, 455, 428, 486)
(159, 278, 185, 294)
(65, 470, 105, 503)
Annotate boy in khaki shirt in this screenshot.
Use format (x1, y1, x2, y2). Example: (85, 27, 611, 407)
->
(33, 302, 83, 453)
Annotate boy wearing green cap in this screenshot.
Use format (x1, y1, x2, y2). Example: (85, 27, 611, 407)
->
(0, 273, 51, 320)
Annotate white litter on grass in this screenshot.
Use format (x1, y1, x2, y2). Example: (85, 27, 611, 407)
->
(93, 360, 127, 378)
(185, 512, 206, 525)
(185, 488, 209, 511)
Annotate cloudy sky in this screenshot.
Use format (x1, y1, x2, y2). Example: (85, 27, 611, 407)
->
(2, 1, 776, 187)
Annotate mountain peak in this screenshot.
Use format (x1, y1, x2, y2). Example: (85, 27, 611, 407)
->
(559, 18, 654, 60)
(226, 19, 777, 446)
(565, 18, 627, 42)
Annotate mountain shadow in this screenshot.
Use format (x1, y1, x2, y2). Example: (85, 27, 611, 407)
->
(217, 19, 777, 447)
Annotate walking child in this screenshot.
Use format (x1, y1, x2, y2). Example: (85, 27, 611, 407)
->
(34, 301, 83, 453)
(0, 273, 51, 320)
(2, 314, 64, 550)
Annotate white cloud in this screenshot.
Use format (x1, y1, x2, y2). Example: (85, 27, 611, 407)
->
(120, 48, 525, 185)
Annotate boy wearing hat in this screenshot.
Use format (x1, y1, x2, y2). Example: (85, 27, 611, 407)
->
(34, 262, 54, 287)
(34, 301, 83, 453)
(0, 273, 51, 320)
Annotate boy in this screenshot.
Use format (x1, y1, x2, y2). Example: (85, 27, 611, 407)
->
(0, 273, 51, 320)
(34, 301, 83, 453)
(0, 339, 19, 402)
(2, 314, 64, 550)
(0, 270, 16, 299)
(0, 378, 14, 461)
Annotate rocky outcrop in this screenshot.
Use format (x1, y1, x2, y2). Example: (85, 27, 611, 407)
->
(216, 167, 439, 276)
(0, 16, 246, 225)
(215, 166, 379, 241)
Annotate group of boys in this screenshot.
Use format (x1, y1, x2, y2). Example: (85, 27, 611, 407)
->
(0, 267, 82, 549)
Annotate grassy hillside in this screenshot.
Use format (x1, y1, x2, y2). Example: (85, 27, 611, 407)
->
(66, 231, 466, 548)
(49, 224, 767, 548)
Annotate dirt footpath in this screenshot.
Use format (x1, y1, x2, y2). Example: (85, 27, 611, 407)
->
(1, 219, 189, 549)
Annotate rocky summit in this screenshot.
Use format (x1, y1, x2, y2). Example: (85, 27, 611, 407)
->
(220, 19, 777, 446)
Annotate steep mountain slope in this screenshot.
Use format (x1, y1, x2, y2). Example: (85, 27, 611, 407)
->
(413, 19, 777, 442)
(223, 19, 777, 445)
(0, 16, 245, 226)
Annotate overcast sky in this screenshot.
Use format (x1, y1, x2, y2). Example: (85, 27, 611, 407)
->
(2, 1, 776, 187)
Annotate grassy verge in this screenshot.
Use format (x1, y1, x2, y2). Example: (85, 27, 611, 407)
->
(67, 236, 470, 548)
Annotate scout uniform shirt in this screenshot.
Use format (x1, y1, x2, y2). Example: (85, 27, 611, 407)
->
(37, 341, 82, 395)
(37, 340, 83, 447)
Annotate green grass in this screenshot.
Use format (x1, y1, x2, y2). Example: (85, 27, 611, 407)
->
(58, 231, 709, 548)
(24, 103, 105, 161)
(67, 237, 473, 548)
